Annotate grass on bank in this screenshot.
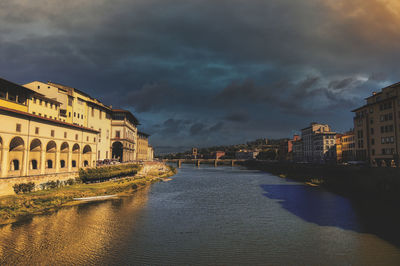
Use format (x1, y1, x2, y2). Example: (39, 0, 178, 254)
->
(0, 164, 177, 225)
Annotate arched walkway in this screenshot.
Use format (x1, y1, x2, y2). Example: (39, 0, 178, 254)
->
(112, 141, 123, 162)
(60, 142, 69, 171)
(29, 138, 42, 171)
(46, 141, 57, 170)
(72, 144, 80, 169)
(82, 145, 92, 167)
(9, 137, 25, 175)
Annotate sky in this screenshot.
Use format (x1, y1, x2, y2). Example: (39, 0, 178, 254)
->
(1, 0, 400, 153)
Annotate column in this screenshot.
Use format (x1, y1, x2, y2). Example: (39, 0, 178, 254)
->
(1, 148, 9, 177)
(55, 150, 60, 172)
(40, 149, 46, 174)
(68, 150, 72, 172)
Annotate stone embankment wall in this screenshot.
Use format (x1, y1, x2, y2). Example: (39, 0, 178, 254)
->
(0, 161, 171, 196)
(0, 171, 79, 196)
(137, 161, 171, 177)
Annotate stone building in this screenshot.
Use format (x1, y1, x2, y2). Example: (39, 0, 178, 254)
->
(338, 131, 355, 163)
(352, 82, 400, 166)
(301, 123, 331, 162)
(111, 109, 139, 162)
(137, 131, 150, 161)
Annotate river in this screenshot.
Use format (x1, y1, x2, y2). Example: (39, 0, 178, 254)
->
(1, 165, 400, 265)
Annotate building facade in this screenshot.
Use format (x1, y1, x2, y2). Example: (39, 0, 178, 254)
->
(352, 82, 400, 166)
(339, 131, 355, 162)
(137, 131, 150, 161)
(301, 123, 331, 162)
(111, 110, 139, 162)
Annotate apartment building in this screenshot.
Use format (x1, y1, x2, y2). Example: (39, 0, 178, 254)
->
(301, 123, 333, 162)
(338, 131, 355, 162)
(312, 132, 337, 163)
(352, 82, 400, 166)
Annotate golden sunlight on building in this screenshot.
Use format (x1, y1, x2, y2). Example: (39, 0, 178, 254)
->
(0, 77, 155, 195)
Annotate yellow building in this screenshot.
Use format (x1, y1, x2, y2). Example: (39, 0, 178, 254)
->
(339, 131, 355, 163)
(353, 82, 400, 166)
(136, 131, 150, 161)
(0, 78, 98, 179)
(111, 109, 139, 162)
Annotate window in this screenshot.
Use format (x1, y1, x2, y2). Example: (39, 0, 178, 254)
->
(60, 160, 66, 168)
(0, 90, 6, 99)
(8, 93, 16, 102)
(31, 160, 38, 170)
(77, 114, 80, 118)
(99, 110, 102, 119)
(33, 98, 37, 104)
(94, 137, 96, 142)
(370, 119, 373, 124)
(39, 99, 42, 105)
(51, 130, 55, 137)
(75, 134, 78, 140)
(74, 112, 76, 117)
(69, 112, 71, 117)
(106, 151, 108, 158)
(91, 107, 94, 117)
(16, 124, 21, 132)
(98, 151, 100, 158)
(371, 138, 375, 145)
(47, 160, 53, 169)
(68, 97, 73, 106)
(45, 101, 48, 107)
(371, 128, 374, 135)
(72, 160, 77, 168)
(372, 149, 375, 156)
(87, 136, 89, 141)
(116, 131, 121, 138)
(369, 108, 374, 113)
(35, 127, 39, 134)
(64, 132, 67, 138)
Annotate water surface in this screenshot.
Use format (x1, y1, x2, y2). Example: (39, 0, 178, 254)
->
(1, 165, 400, 265)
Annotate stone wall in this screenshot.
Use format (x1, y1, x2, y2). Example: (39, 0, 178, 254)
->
(0, 171, 79, 196)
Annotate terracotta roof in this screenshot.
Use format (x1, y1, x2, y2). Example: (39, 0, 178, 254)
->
(0, 105, 99, 133)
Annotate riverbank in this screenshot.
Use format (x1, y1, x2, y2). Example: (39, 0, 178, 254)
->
(243, 160, 400, 204)
(0, 162, 176, 225)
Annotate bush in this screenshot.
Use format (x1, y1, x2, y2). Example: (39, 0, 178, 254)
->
(79, 163, 140, 183)
(13, 182, 35, 194)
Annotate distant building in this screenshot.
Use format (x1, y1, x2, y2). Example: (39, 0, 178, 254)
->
(340, 131, 355, 162)
(312, 132, 337, 163)
(292, 139, 303, 162)
(192, 147, 198, 159)
(137, 131, 150, 161)
(279, 135, 300, 161)
(301, 123, 331, 162)
(235, 150, 259, 160)
(212, 151, 225, 159)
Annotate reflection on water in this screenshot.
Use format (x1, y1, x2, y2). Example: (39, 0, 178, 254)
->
(1, 165, 400, 265)
(0, 187, 150, 265)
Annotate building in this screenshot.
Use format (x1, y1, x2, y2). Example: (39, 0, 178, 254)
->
(137, 131, 150, 161)
(352, 82, 400, 166)
(336, 134, 343, 163)
(311, 132, 337, 163)
(111, 109, 139, 162)
(192, 147, 198, 159)
(235, 150, 259, 160)
(0, 78, 98, 179)
(212, 151, 225, 159)
(338, 131, 355, 163)
(301, 123, 331, 162)
(292, 138, 303, 162)
(279, 135, 300, 161)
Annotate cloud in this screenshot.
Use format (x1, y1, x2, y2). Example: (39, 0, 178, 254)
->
(1, 0, 400, 151)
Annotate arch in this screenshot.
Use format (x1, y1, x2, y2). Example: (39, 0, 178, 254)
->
(83, 160, 89, 167)
(60, 142, 69, 153)
(46, 141, 57, 153)
(9, 137, 24, 151)
(29, 139, 42, 172)
(31, 159, 38, 170)
(112, 141, 123, 162)
(72, 144, 80, 153)
(30, 139, 42, 151)
(9, 137, 25, 175)
(10, 159, 19, 171)
(83, 145, 92, 154)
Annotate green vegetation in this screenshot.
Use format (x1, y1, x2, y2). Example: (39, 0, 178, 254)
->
(0, 163, 176, 225)
(79, 163, 142, 182)
(13, 182, 35, 194)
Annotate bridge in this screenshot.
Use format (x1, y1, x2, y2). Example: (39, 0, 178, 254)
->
(163, 159, 246, 168)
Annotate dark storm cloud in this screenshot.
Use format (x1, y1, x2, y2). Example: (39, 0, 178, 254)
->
(1, 0, 400, 151)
